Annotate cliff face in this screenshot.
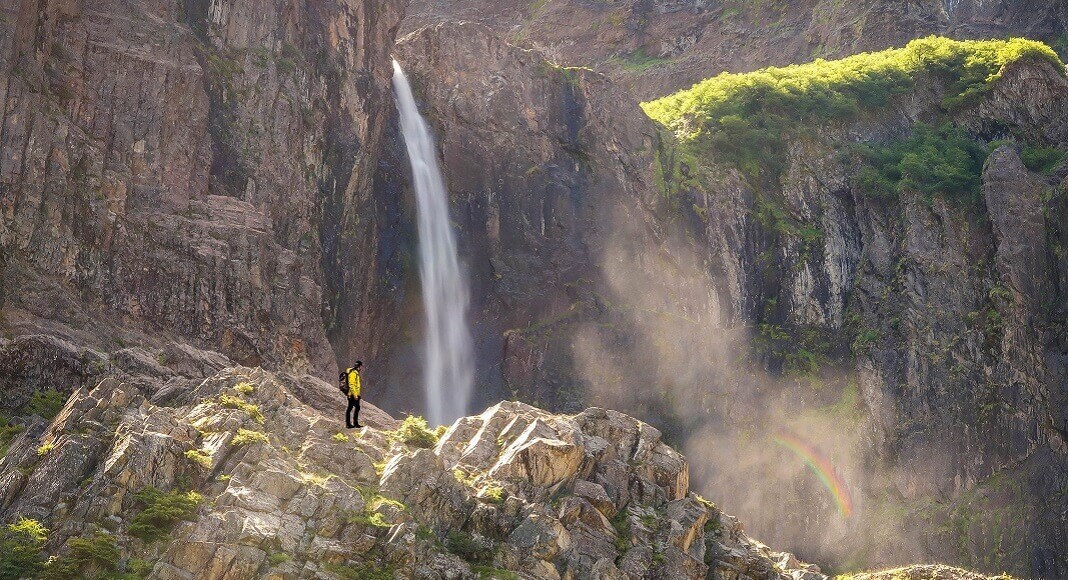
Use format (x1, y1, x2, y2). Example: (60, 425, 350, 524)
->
(651, 55, 1068, 573)
(0, 0, 405, 378)
(383, 25, 1068, 576)
(404, 0, 1068, 99)
(372, 22, 666, 412)
(2, 1, 1068, 578)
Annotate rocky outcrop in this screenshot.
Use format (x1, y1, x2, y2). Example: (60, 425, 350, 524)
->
(0, 363, 838, 579)
(404, 0, 1068, 99)
(0, 0, 405, 378)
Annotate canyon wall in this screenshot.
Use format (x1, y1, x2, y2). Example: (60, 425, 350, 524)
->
(386, 23, 1068, 576)
(406, 0, 1068, 98)
(0, 0, 406, 380)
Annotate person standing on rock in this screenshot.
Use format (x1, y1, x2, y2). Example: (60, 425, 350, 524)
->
(339, 361, 364, 429)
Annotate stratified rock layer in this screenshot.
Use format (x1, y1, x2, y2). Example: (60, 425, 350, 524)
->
(0, 0, 405, 378)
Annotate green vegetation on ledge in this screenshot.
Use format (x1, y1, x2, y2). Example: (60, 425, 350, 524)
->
(128, 487, 203, 543)
(386, 415, 441, 449)
(641, 36, 1063, 182)
(0, 518, 48, 579)
(855, 123, 989, 204)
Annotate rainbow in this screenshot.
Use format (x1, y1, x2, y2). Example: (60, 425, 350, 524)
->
(772, 431, 854, 518)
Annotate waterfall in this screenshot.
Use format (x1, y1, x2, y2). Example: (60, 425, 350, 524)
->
(391, 60, 475, 426)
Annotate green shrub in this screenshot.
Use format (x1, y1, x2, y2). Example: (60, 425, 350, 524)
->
(750, 323, 836, 376)
(387, 416, 439, 449)
(415, 525, 437, 542)
(268, 552, 291, 566)
(472, 566, 520, 580)
(611, 511, 631, 555)
(1021, 145, 1066, 174)
(36, 442, 55, 456)
(445, 531, 492, 565)
(0, 415, 24, 457)
(618, 48, 670, 72)
(26, 388, 66, 419)
(348, 488, 406, 528)
(331, 432, 350, 443)
(324, 562, 396, 580)
(233, 382, 255, 395)
(276, 58, 296, 76)
(1054, 33, 1068, 60)
(126, 557, 153, 577)
(42, 531, 121, 579)
(641, 36, 1062, 183)
(128, 487, 203, 543)
(480, 482, 505, 504)
(851, 328, 880, 357)
(184, 448, 212, 469)
(855, 123, 988, 203)
(346, 511, 391, 528)
(0, 518, 48, 580)
(232, 429, 268, 446)
(218, 394, 264, 424)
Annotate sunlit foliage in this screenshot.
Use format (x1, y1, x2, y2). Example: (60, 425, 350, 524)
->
(855, 124, 989, 203)
(641, 37, 1062, 181)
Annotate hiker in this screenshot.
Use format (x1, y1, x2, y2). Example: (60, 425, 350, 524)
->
(339, 361, 364, 429)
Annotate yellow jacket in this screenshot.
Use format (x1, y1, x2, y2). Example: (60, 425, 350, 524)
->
(345, 368, 362, 398)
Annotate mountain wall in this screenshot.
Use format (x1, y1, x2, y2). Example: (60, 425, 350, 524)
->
(2, 1, 1068, 577)
(382, 25, 1068, 576)
(372, 22, 666, 413)
(0, 0, 405, 379)
(405, 0, 1068, 99)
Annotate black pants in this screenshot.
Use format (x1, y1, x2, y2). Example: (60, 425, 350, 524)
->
(346, 396, 361, 428)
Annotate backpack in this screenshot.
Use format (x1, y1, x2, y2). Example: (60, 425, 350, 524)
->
(338, 369, 349, 394)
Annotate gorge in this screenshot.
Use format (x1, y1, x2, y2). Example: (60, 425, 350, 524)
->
(0, 0, 1066, 578)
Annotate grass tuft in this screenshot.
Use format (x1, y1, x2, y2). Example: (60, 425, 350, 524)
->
(386, 415, 440, 449)
(218, 394, 264, 424)
(232, 428, 268, 446)
(184, 448, 212, 469)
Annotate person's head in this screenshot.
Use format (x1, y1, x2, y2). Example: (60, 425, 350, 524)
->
(354, 361, 363, 370)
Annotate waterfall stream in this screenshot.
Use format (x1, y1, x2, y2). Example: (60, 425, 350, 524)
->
(392, 60, 475, 426)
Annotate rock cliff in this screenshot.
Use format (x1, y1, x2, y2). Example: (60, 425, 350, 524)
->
(404, 0, 1068, 99)
(3, 1, 1068, 578)
(380, 25, 1068, 576)
(0, 0, 405, 378)
(372, 22, 665, 412)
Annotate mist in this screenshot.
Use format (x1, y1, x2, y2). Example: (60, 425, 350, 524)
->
(570, 203, 928, 572)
